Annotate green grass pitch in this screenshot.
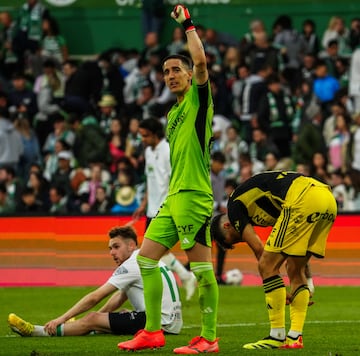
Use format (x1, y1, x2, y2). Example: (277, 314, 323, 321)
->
(1, 285, 359, 355)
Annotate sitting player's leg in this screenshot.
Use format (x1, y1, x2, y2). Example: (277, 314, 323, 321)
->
(161, 251, 197, 301)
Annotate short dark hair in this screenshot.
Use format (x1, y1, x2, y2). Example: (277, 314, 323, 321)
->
(139, 118, 164, 139)
(210, 213, 234, 251)
(162, 54, 193, 70)
(108, 226, 138, 245)
(211, 151, 226, 164)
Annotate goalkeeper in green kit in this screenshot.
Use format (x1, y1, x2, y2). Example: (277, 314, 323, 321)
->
(118, 3, 219, 354)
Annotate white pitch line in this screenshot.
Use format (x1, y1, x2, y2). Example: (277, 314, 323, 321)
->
(183, 319, 360, 329)
(1, 320, 358, 337)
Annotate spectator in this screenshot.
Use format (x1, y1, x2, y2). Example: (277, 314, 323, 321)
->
(300, 52, 317, 83)
(76, 163, 110, 214)
(111, 184, 139, 215)
(70, 114, 107, 168)
(0, 106, 24, 171)
(89, 184, 112, 214)
(347, 112, 360, 196)
(239, 18, 267, 55)
(42, 112, 75, 155)
(17, 186, 45, 213)
(61, 60, 92, 115)
(0, 11, 21, 80)
(349, 45, 360, 113)
(96, 93, 120, 135)
(79, 53, 124, 115)
(309, 151, 331, 185)
(125, 117, 144, 174)
(140, 31, 168, 63)
(0, 166, 23, 208)
(299, 19, 320, 56)
(43, 138, 70, 182)
(328, 112, 351, 172)
(140, 0, 166, 39)
(319, 39, 340, 78)
(293, 104, 327, 166)
(0, 182, 15, 214)
(41, 15, 68, 67)
(107, 117, 127, 177)
(237, 63, 272, 143)
(50, 150, 74, 197)
(166, 27, 186, 55)
(123, 58, 152, 110)
(313, 59, 340, 118)
(349, 17, 360, 51)
(321, 16, 351, 57)
(220, 125, 248, 179)
(27, 170, 50, 209)
(14, 116, 42, 180)
(249, 127, 279, 164)
(243, 31, 282, 75)
(256, 73, 295, 158)
(12, 0, 50, 75)
(33, 59, 65, 147)
(48, 184, 68, 214)
(272, 14, 307, 88)
(8, 72, 38, 124)
(222, 46, 241, 88)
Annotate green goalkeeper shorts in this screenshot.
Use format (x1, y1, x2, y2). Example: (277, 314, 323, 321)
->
(145, 190, 213, 250)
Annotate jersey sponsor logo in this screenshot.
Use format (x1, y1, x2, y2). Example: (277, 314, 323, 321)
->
(113, 266, 129, 275)
(306, 210, 336, 223)
(177, 224, 194, 234)
(167, 112, 185, 140)
(252, 213, 273, 226)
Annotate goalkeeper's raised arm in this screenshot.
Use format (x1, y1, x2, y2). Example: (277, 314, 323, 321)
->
(171, 4, 208, 85)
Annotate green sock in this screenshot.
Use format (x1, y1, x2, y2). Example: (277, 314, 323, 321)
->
(137, 254, 162, 332)
(56, 324, 64, 336)
(190, 262, 218, 341)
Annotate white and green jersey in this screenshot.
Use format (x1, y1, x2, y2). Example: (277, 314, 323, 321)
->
(107, 250, 182, 334)
(166, 79, 213, 195)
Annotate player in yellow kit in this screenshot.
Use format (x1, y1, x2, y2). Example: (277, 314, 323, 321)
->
(210, 171, 337, 349)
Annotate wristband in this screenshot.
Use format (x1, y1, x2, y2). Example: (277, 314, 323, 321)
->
(182, 18, 195, 32)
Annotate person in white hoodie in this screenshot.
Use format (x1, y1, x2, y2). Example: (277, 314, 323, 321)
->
(0, 106, 24, 171)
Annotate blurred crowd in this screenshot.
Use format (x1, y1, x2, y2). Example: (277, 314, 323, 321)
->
(1, 0, 360, 216)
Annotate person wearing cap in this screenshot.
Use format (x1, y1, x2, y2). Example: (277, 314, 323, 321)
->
(97, 94, 118, 135)
(49, 148, 74, 198)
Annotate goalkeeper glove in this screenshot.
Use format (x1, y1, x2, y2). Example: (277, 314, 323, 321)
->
(171, 4, 195, 32)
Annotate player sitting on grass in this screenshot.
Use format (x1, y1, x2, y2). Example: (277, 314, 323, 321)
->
(8, 226, 182, 337)
(210, 171, 336, 349)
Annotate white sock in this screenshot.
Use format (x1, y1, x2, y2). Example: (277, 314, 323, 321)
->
(32, 325, 51, 336)
(270, 328, 285, 340)
(287, 330, 302, 339)
(161, 252, 191, 282)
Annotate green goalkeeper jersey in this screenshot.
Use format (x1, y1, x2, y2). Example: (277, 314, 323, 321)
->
(166, 79, 214, 196)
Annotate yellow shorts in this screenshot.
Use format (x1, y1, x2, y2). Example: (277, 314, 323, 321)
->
(265, 176, 337, 257)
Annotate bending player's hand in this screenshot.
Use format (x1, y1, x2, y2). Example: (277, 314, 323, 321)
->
(171, 4, 195, 32)
(44, 317, 65, 336)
